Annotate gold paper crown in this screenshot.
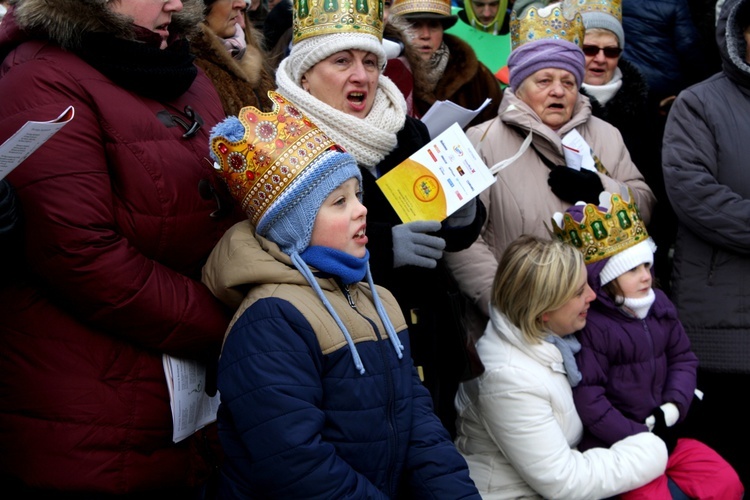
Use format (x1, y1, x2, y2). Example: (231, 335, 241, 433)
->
(293, 0, 384, 44)
(510, 1, 585, 50)
(390, 0, 452, 18)
(573, 0, 621, 22)
(551, 190, 649, 264)
(210, 91, 337, 226)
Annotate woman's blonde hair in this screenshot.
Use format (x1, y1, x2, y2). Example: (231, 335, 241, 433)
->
(491, 234, 585, 344)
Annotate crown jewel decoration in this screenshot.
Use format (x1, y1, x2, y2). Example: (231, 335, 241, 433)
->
(510, 1, 585, 50)
(293, 0, 384, 44)
(573, 0, 621, 22)
(210, 91, 337, 226)
(551, 190, 649, 264)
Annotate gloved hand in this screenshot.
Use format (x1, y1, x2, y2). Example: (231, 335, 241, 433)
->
(443, 198, 476, 229)
(547, 166, 604, 204)
(392, 220, 445, 269)
(650, 405, 679, 454)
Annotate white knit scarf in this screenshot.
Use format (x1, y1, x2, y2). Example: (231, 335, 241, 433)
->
(276, 57, 407, 173)
(581, 67, 623, 106)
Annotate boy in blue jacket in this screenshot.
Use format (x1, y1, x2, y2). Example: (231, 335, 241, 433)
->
(202, 92, 480, 499)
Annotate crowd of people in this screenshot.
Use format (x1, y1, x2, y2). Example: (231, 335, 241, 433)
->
(0, 0, 748, 498)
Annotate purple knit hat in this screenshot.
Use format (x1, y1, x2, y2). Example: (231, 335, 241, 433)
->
(508, 38, 585, 91)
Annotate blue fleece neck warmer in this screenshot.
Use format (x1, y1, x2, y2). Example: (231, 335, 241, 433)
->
(300, 246, 368, 285)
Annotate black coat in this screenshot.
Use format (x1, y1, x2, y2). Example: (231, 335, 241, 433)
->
(362, 116, 486, 435)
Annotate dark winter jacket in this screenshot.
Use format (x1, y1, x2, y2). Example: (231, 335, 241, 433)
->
(622, 0, 713, 103)
(0, 0, 239, 492)
(203, 223, 480, 499)
(363, 116, 486, 434)
(662, 0, 750, 374)
(583, 60, 659, 195)
(413, 33, 502, 129)
(573, 258, 699, 451)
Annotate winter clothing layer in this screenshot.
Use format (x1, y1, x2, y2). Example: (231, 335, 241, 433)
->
(361, 117, 487, 434)
(454, 307, 668, 500)
(191, 21, 275, 116)
(621, 0, 713, 103)
(413, 33, 503, 129)
(202, 222, 481, 499)
(444, 89, 655, 341)
(573, 259, 698, 451)
(0, 0, 239, 493)
(582, 59, 657, 192)
(662, 0, 750, 373)
(285, 53, 487, 431)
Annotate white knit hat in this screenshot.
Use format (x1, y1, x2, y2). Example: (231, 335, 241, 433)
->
(287, 32, 387, 84)
(599, 238, 657, 285)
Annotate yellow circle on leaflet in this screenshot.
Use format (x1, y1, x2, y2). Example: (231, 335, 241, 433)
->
(413, 175, 440, 203)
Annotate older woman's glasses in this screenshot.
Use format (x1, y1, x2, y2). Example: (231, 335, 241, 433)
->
(582, 45, 623, 58)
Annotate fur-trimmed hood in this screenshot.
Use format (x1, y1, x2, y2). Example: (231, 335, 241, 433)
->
(2, 0, 203, 52)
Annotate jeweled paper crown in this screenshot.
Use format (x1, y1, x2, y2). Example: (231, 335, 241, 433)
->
(551, 190, 649, 264)
(390, 0, 452, 18)
(210, 91, 337, 226)
(293, 0, 384, 44)
(510, 1, 585, 50)
(573, 0, 621, 22)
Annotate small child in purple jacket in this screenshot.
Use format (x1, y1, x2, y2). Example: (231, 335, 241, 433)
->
(552, 190, 743, 500)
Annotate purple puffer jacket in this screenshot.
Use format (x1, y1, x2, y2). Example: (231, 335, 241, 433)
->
(572, 258, 698, 451)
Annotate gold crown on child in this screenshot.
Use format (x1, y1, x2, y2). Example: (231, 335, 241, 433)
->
(510, 1, 585, 50)
(293, 0, 384, 44)
(574, 0, 622, 22)
(551, 190, 649, 264)
(210, 91, 337, 226)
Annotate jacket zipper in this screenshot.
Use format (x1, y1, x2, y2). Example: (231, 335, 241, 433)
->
(342, 284, 399, 497)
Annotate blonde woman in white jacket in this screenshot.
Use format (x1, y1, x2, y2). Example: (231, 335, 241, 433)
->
(454, 235, 668, 500)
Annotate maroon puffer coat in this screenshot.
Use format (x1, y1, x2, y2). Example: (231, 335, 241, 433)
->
(0, 0, 239, 493)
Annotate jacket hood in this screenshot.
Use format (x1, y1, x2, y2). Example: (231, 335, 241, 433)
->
(1, 0, 202, 54)
(202, 221, 312, 310)
(717, 0, 750, 87)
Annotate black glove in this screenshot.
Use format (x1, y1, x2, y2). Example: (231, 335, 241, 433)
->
(547, 167, 605, 205)
(651, 406, 679, 454)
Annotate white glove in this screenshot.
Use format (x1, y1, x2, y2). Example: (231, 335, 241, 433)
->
(660, 402, 680, 427)
(645, 402, 680, 431)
